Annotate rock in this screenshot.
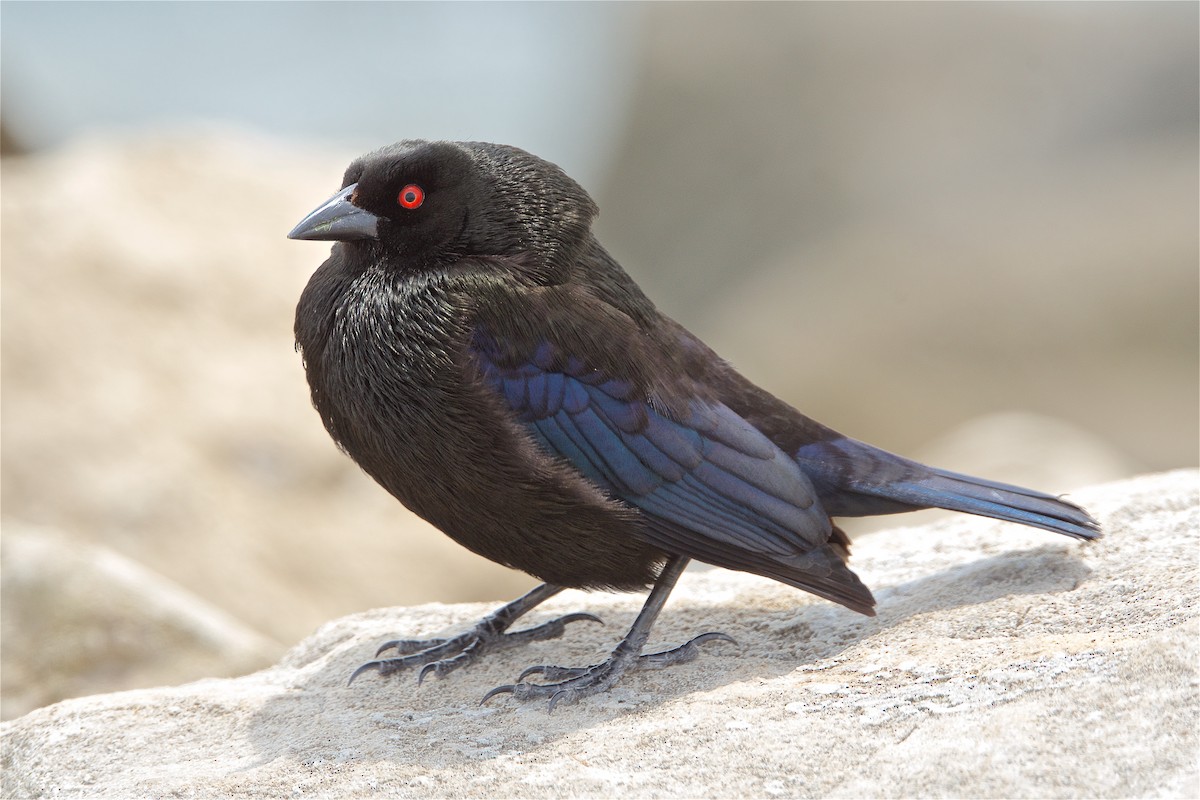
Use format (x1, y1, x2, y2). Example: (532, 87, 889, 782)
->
(1, 526, 281, 720)
(3, 470, 1196, 798)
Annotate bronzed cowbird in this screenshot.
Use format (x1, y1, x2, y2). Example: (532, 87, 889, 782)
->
(288, 140, 1099, 708)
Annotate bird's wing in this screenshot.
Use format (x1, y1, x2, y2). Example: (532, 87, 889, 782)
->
(469, 329, 875, 614)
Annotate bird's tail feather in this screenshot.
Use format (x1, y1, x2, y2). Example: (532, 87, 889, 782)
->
(858, 466, 1099, 539)
(795, 438, 1101, 540)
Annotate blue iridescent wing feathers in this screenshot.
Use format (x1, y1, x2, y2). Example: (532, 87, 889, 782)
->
(472, 333, 876, 614)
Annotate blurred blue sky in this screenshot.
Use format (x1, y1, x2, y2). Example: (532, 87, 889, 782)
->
(0, 1, 640, 185)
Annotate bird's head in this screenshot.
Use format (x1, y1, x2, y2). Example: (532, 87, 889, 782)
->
(288, 140, 598, 282)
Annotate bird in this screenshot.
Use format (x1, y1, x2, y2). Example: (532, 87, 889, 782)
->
(288, 140, 1099, 709)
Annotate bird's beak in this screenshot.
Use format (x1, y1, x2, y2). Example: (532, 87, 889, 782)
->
(287, 184, 380, 241)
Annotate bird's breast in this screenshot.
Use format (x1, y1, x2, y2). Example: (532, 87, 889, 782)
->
(312, 270, 464, 449)
(294, 265, 663, 589)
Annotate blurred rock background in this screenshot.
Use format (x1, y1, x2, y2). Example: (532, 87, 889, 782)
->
(2, 3, 1196, 720)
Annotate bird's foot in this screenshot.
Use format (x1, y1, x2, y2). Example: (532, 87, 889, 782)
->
(347, 583, 600, 685)
(349, 611, 602, 685)
(481, 631, 735, 711)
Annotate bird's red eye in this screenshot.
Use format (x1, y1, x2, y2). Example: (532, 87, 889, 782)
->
(397, 184, 425, 209)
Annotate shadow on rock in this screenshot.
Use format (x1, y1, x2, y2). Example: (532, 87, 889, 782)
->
(241, 544, 1094, 768)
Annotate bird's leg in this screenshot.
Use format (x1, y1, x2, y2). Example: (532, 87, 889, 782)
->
(348, 582, 602, 686)
(482, 556, 735, 710)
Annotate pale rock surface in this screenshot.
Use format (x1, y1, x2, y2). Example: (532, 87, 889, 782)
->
(3, 470, 1197, 798)
(1, 526, 281, 720)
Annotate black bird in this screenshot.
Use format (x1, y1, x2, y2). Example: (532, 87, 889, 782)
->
(288, 140, 1099, 708)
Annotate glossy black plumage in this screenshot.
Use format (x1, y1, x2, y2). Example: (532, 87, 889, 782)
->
(290, 140, 1099, 706)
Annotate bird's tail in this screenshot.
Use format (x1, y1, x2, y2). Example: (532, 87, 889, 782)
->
(795, 437, 1100, 540)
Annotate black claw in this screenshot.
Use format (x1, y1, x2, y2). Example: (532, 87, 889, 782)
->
(350, 583, 574, 689)
(347, 660, 382, 686)
(374, 639, 404, 658)
(350, 564, 715, 707)
(517, 664, 549, 682)
(485, 625, 733, 707)
(692, 631, 738, 647)
(416, 661, 439, 686)
(349, 584, 609, 690)
(548, 689, 572, 713)
(375, 636, 449, 657)
(480, 684, 517, 705)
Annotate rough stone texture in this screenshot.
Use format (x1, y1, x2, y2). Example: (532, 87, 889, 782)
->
(3, 470, 1196, 799)
(1, 526, 281, 720)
